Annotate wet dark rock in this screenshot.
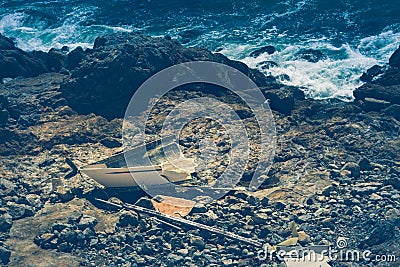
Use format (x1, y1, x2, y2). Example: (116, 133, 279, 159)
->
(77, 215, 98, 230)
(0, 34, 66, 80)
(295, 49, 327, 63)
(354, 84, 400, 104)
(384, 104, 400, 120)
(371, 67, 400, 86)
(389, 45, 400, 68)
(384, 177, 400, 190)
(192, 203, 207, 213)
(362, 97, 391, 111)
(360, 65, 384, 83)
(58, 228, 78, 244)
(321, 185, 336, 197)
(57, 242, 73, 253)
(361, 221, 395, 247)
(100, 137, 122, 148)
(0, 108, 8, 125)
(350, 186, 377, 197)
(60, 32, 273, 119)
(277, 73, 290, 81)
(65, 46, 85, 70)
(31, 49, 66, 72)
(0, 213, 12, 232)
(358, 158, 372, 171)
(7, 202, 35, 220)
(263, 86, 305, 115)
(0, 34, 15, 50)
(256, 60, 278, 70)
(190, 236, 205, 250)
(260, 196, 269, 207)
(0, 246, 11, 265)
(117, 210, 139, 227)
(0, 179, 16, 196)
(342, 162, 360, 178)
(249, 45, 276, 57)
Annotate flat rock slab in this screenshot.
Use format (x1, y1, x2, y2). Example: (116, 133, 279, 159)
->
(6, 198, 118, 267)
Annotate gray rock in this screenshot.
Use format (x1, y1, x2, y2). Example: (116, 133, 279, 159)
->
(57, 242, 73, 252)
(0, 179, 15, 196)
(362, 97, 391, 111)
(192, 203, 207, 213)
(295, 49, 327, 63)
(78, 215, 98, 229)
(389, 45, 400, 68)
(260, 196, 269, 207)
(249, 45, 276, 57)
(190, 236, 205, 250)
(384, 104, 400, 120)
(384, 177, 400, 190)
(321, 185, 336, 197)
(273, 201, 286, 211)
(34, 233, 58, 249)
(362, 221, 395, 247)
(100, 137, 122, 148)
(117, 210, 139, 227)
(350, 186, 377, 197)
(0, 213, 12, 232)
(7, 202, 34, 220)
(52, 222, 72, 232)
(167, 253, 184, 263)
(0, 246, 11, 265)
(58, 228, 78, 244)
(342, 162, 360, 178)
(252, 213, 268, 224)
(170, 237, 184, 249)
(358, 158, 372, 171)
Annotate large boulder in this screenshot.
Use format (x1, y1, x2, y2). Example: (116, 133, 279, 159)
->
(0, 34, 66, 80)
(353, 84, 400, 105)
(359, 47, 400, 87)
(249, 45, 276, 57)
(295, 49, 327, 63)
(389, 45, 400, 68)
(60, 33, 275, 119)
(263, 86, 305, 115)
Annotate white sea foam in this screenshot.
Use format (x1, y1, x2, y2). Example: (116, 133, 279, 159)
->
(0, 8, 135, 52)
(220, 31, 399, 101)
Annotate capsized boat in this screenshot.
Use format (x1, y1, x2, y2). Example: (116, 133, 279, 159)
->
(78, 139, 196, 189)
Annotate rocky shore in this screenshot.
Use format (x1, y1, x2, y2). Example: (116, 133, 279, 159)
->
(0, 33, 399, 266)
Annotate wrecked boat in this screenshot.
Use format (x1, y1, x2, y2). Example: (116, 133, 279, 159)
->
(68, 139, 196, 189)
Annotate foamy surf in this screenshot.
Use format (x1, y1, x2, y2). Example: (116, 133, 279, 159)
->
(223, 33, 399, 101)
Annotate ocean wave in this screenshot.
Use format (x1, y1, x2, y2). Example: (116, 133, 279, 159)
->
(0, 0, 399, 100)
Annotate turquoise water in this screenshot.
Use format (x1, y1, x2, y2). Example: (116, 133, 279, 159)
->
(1, 0, 399, 100)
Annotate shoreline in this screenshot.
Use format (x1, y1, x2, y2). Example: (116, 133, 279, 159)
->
(0, 32, 399, 266)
